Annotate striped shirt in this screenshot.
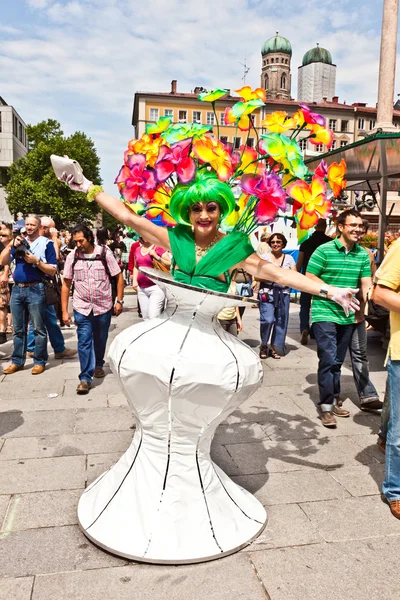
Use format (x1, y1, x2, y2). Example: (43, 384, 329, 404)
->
(307, 237, 371, 325)
(63, 245, 121, 316)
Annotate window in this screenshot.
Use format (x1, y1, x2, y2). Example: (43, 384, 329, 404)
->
(220, 112, 225, 123)
(298, 139, 307, 151)
(281, 73, 286, 89)
(329, 119, 337, 131)
(340, 120, 348, 132)
(193, 111, 201, 123)
(358, 118, 365, 130)
(316, 144, 323, 152)
(13, 115, 17, 136)
(369, 119, 376, 130)
(265, 74, 269, 89)
(206, 112, 215, 125)
(178, 110, 187, 122)
(275, 57, 279, 63)
(331, 139, 336, 150)
(266, 59, 269, 64)
(247, 137, 254, 148)
(18, 122, 23, 143)
(149, 108, 159, 121)
(220, 136, 228, 144)
(0, 112, 2, 133)
(340, 140, 348, 147)
(234, 137, 241, 149)
(164, 109, 173, 118)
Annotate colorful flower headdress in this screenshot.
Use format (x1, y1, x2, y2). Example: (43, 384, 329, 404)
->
(115, 86, 347, 236)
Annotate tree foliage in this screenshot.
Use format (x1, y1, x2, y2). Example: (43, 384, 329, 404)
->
(6, 119, 102, 227)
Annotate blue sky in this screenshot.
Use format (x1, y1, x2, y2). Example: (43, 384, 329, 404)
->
(0, 0, 396, 195)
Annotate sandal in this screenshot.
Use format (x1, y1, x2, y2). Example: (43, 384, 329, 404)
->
(268, 347, 281, 360)
(259, 344, 268, 359)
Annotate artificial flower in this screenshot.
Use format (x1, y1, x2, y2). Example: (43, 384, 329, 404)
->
(241, 172, 287, 222)
(236, 145, 265, 175)
(146, 184, 176, 226)
(235, 86, 267, 103)
(198, 88, 228, 102)
(299, 104, 326, 127)
(259, 133, 287, 161)
(192, 135, 233, 181)
(224, 107, 251, 131)
(308, 124, 334, 148)
(232, 98, 264, 119)
(314, 160, 328, 178)
(162, 122, 212, 144)
(115, 153, 157, 203)
(127, 134, 164, 168)
(155, 139, 196, 184)
(145, 116, 173, 135)
(261, 111, 297, 133)
(328, 159, 347, 198)
(221, 193, 250, 231)
(287, 176, 331, 229)
(259, 134, 307, 178)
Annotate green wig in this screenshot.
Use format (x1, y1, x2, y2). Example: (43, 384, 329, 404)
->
(169, 170, 236, 226)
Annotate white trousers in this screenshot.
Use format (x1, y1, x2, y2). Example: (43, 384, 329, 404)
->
(137, 285, 165, 320)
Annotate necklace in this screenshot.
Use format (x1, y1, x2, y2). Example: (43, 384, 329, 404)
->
(195, 233, 220, 259)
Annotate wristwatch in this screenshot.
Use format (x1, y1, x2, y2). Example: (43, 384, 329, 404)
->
(116, 299, 124, 305)
(319, 284, 329, 298)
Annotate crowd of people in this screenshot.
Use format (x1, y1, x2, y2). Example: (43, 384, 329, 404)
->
(2, 204, 400, 520)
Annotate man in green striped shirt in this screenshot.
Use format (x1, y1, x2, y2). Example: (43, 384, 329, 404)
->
(306, 209, 372, 428)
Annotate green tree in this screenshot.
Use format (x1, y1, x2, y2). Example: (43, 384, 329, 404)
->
(5, 119, 102, 227)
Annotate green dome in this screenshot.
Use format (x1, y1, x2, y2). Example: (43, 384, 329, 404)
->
(261, 32, 292, 56)
(302, 44, 333, 66)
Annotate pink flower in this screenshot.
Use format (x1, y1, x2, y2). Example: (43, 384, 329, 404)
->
(115, 153, 157, 203)
(241, 172, 287, 222)
(155, 139, 196, 184)
(299, 104, 326, 127)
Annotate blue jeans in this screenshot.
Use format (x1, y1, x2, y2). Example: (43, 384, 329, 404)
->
(379, 379, 390, 441)
(313, 321, 353, 412)
(299, 292, 312, 333)
(10, 283, 48, 366)
(26, 304, 65, 353)
(259, 292, 290, 348)
(382, 358, 400, 500)
(349, 321, 379, 402)
(74, 309, 112, 383)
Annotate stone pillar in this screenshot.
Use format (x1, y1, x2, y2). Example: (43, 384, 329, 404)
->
(376, 0, 399, 131)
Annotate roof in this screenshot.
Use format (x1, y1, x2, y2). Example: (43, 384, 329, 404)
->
(261, 32, 292, 56)
(302, 44, 333, 66)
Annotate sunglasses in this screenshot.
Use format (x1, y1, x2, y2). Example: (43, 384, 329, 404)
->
(190, 204, 218, 213)
(270, 240, 283, 245)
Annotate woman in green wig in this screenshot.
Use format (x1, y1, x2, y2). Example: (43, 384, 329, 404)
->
(60, 170, 359, 314)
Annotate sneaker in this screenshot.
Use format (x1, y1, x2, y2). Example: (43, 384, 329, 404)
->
(360, 397, 383, 411)
(54, 348, 78, 359)
(333, 405, 350, 418)
(94, 367, 105, 378)
(300, 330, 309, 345)
(378, 438, 386, 454)
(76, 380, 92, 394)
(320, 411, 337, 428)
(0, 332, 6, 345)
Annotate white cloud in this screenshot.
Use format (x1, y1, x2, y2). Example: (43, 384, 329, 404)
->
(3, 0, 392, 193)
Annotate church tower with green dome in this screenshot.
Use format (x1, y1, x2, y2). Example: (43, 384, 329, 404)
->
(298, 43, 337, 103)
(261, 32, 292, 100)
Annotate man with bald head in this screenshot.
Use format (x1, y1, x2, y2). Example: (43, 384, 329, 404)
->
(26, 216, 77, 361)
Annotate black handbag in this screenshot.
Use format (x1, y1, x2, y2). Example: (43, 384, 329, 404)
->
(40, 272, 61, 305)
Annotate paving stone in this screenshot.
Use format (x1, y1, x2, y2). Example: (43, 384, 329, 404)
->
(328, 463, 384, 497)
(31, 555, 266, 600)
(210, 443, 240, 475)
(226, 436, 380, 476)
(0, 456, 86, 494)
(107, 392, 129, 408)
(0, 393, 107, 411)
(0, 576, 34, 600)
(0, 379, 64, 398)
(232, 470, 350, 506)
(244, 503, 322, 551)
(0, 494, 10, 526)
(86, 452, 121, 484)
(2, 490, 81, 531)
(0, 525, 126, 577)
(350, 433, 386, 463)
(75, 407, 134, 434)
(212, 423, 269, 445)
(0, 409, 76, 438)
(64, 377, 122, 398)
(0, 431, 132, 460)
(300, 495, 400, 543)
(249, 537, 400, 600)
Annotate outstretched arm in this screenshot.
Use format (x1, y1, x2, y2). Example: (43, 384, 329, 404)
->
(241, 253, 359, 315)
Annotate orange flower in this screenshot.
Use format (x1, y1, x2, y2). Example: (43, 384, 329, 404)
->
(287, 176, 331, 229)
(127, 134, 165, 167)
(261, 111, 297, 133)
(328, 159, 347, 198)
(308, 124, 333, 148)
(192, 135, 233, 181)
(235, 86, 267, 103)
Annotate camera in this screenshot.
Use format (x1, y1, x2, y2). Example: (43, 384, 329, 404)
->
(14, 237, 30, 259)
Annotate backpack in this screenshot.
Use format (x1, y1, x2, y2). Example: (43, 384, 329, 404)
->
(71, 246, 117, 303)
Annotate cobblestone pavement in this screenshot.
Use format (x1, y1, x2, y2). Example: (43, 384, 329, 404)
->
(0, 295, 397, 600)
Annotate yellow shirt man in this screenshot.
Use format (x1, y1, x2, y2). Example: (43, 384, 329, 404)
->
(374, 238, 400, 360)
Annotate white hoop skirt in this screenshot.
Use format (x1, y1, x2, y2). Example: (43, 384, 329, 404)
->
(78, 269, 267, 564)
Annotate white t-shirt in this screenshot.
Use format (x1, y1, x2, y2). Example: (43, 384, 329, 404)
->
(260, 253, 296, 294)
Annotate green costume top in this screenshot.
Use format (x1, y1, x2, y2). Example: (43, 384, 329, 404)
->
(168, 224, 255, 293)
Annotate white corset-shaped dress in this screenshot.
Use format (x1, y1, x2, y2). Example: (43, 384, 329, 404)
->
(78, 269, 267, 563)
